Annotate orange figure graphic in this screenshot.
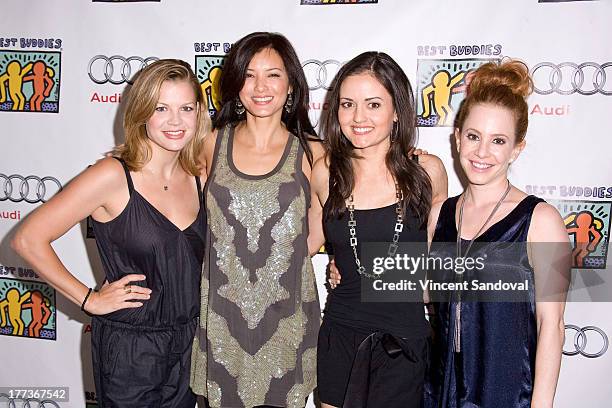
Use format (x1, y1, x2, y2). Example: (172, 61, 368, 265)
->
(0, 288, 32, 335)
(0, 60, 33, 111)
(23, 60, 55, 112)
(564, 211, 604, 268)
(421, 70, 466, 126)
(22, 290, 52, 337)
(200, 65, 222, 112)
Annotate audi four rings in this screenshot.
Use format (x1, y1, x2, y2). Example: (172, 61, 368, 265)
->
(301, 59, 343, 91)
(0, 174, 62, 204)
(88, 55, 159, 85)
(0, 396, 60, 408)
(563, 324, 609, 358)
(531, 62, 612, 95)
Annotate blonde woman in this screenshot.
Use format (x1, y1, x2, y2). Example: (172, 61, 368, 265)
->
(12, 59, 209, 407)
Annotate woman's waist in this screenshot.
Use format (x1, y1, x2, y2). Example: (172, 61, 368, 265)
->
(324, 298, 429, 338)
(99, 303, 200, 328)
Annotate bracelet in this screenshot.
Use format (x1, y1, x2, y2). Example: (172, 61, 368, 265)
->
(81, 288, 94, 314)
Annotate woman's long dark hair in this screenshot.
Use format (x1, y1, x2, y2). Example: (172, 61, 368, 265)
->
(213, 32, 316, 165)
(322, 51, 432, 227)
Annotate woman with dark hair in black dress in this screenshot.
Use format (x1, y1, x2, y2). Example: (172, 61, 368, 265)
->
(308, 51, 448, 408)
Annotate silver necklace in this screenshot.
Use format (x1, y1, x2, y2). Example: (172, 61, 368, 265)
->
(347, 183, 404, 279)
(453, 180, 511, 352)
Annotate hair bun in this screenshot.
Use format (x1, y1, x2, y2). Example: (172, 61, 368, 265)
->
(467, 60, 533, 99)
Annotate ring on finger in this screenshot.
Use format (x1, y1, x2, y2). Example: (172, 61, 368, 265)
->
(124, 284, 131, 294)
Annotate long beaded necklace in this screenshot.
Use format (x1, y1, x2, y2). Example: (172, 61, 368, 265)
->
(453, 180, 511, 352)
(347, 183, 404, 279)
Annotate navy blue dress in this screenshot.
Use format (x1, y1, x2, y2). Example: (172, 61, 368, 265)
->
(426, 194, 544, 408)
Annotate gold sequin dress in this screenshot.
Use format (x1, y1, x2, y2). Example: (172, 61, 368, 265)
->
(191, 126, 320, 408)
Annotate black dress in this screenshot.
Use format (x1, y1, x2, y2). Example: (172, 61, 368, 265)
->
(89, 158, 206, 408)
(317, 199, 430, 408)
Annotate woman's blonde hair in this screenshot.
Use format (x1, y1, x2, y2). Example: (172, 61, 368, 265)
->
(114, 59, 210, 175)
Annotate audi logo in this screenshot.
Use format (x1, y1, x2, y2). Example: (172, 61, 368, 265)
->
(563, 324, 608, 358)
(0, 174, 62, 204)
(531, 62, 612, 96)
(302, 59, 343, 91)
(87, 55, 159, 85)
(0, 395, 60, 407)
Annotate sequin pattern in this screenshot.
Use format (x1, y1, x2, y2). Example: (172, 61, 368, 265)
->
(209, 191, 304, 328)
(208, 309, 306, 407)
(285, 347, 317, 407)
(189, 127, 319, 408)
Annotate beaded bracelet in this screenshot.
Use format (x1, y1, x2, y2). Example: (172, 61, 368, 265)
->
(81, 287, 93, 313)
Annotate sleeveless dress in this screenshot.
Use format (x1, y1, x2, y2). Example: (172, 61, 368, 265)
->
(425, 194, 544, 408)
(190, 126, 320, 408)
(90, 158, 206, 407)
(318, 196, 431, 408)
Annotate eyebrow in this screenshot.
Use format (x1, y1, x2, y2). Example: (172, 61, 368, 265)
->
(156, 101, 196, 105)
(246, 67, 284, 72)
(464, 128, 509, 138)
(339, 96, 384, 101)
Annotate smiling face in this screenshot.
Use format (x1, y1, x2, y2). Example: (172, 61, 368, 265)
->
(337, 72, 397, 151)
(455, 103, 525, 186)
(145, 79, 198, 153)
(238, 47, 291, 121)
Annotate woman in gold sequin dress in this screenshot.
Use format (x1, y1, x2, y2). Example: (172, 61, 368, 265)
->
(190, 32, 324, 408)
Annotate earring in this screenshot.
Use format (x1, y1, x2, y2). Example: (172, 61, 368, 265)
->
(284, 93, 293, 113)
(235, 99, 245, 115)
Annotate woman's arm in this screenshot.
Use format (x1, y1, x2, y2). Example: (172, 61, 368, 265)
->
(418, 153, 448, 206)
(528, 202, 571, 408)
(307, 156, 329, 256)
(199, 128, 218, 177)
(11, 157, 151, 315)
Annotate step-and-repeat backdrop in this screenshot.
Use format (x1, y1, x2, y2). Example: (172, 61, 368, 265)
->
(1, 0, 610, 406)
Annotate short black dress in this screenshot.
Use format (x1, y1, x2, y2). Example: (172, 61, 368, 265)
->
(90, 158, 206, 408)
(318, 198, 430, 408)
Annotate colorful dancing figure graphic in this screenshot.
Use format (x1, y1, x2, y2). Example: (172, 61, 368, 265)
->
(23, 60, 55, 111)
(21, 290, 52, 337)
(420, 70, 466, 126)
(0, 61, 34, 111)
(200, 65, 222, 112)
(564, 210, 603, 267)
(0, 288, 32, 335)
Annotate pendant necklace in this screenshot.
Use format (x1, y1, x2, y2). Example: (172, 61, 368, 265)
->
(454, 180, 511, 352)
(347, 183, 404, 279)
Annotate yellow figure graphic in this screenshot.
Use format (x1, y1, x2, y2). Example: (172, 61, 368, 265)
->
(421, 70, 466, 126)
(200, 65, 222, 112)
(564, 211, 604, 268)
(0, 61, 34, 111)
(0, 288, 32, 336)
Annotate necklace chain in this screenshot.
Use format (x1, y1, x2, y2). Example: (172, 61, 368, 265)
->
(453, 180, 512, 352)
(347, 183, 404, 279)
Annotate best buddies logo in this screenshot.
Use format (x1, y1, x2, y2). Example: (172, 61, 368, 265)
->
(194, 41, 231, 118)
(0, 277, 56, 340)
(415, 44, 502, 127)
(0, 36, 62, 113)
(551, 199, 611, 269)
